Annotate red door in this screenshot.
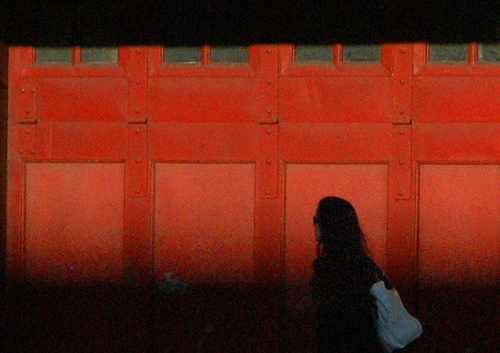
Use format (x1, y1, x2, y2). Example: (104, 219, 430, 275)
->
(7, 47, 145, 284)
(6, 43, 500, 352)
(147, 45, 280, 287)
(7, 44, 284, 351)
(278, 43, 416, 351)
(145, 45, 283, 351)
(412, 44, 500, 351)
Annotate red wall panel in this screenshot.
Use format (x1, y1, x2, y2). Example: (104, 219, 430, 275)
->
(153, 163, 255, 284)
(418, 164, 500, 287)
(414, 123, 499, 162)
(413, 77, 500, 123)
(284, 163, 389, 285)
(150, 123, 258, 161)
(283, 163, 390, 353)
(280, 123, 392, 161)
(149, 78, 259, 122)
(25, 163, 124, 284)
(280, 77, 393, 123)
(38, 78, 128, 121)
(43, 122, 128, 160)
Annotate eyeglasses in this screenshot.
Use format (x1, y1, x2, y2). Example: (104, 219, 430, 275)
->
(313, 216, 320, 225)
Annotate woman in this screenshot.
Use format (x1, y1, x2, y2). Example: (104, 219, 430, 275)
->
(310, 196, 384, 353)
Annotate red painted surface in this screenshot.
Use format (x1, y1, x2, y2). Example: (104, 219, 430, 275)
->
(38, 78, 129, 122)
(149, 78, 260, 122)
(413, 77, 500, 123)
(285, 164, 389, 285)
(5, 44, 500, 352)
(279, 77, 393, 123)
(418, 164, 500, 287)
(25, 163, 124, 283)
(154, 163, 255, 284)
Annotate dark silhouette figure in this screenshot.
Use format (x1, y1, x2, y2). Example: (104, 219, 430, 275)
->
(310, 196, 384, 353)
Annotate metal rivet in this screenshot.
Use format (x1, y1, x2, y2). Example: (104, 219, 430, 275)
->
(135, 156, 141, 163)
(25, 128, 30, 134)
(399, 108, 405, 114)
(136, 49, 142, 54)
(266, 49, 272, 53)
(20, 88, 25, 93)
(266, 158, 272, 164)
(399, 159, 405, 165)
(267, 128, 272, 134)
(400, 48, 406, 54)
(266, 190, 271, 195)
(19, 149, 24, 154)
(30, 150, 35, 155)
(135, 189, 141, 194)
(25, 108, 31, 114)
(266, 79, 272, 85)
(266, 109, 272, 114)
(135, 108, 141, 114)
(400, 78, 406, 85)
(31, 88, 36, 92)
(399, 190, 404, 196)
(136, 127, 141, 133)
(399, 129, 405, 135)
(136, 79, 141, 85)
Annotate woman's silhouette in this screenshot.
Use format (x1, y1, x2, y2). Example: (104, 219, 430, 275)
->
(310, 196, 384, 353)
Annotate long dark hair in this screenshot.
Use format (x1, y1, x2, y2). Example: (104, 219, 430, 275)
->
(315, 196, 369, 262)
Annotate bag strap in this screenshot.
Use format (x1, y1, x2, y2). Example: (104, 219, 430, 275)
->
(371, 260, 394, 290)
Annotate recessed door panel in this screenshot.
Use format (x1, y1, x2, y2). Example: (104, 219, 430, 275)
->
(154, 163, 255, 284)
(285, 163, 389, 285)
(25, 163, 125, 284)
(418, 164, 500, 287)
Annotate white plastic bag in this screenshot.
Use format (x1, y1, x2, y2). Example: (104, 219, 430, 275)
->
(370, 281, 423, 352)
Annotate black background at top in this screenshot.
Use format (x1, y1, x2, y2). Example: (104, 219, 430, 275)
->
(0, 1, 498, 46)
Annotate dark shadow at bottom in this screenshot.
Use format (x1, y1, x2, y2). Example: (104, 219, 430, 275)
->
(1, 282, 283, 353)
(1, 282, 498, 352)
